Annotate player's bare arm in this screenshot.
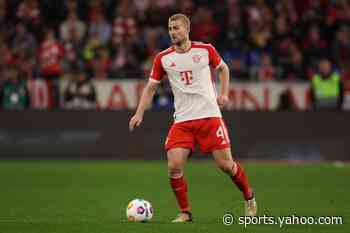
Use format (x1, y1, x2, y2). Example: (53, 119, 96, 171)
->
(216, 61, 230, 107)
(129, 80, 159, 132)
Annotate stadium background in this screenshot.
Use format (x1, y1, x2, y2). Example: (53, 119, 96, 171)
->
(0, 0, 349, 160)
(0, 1, 349, 233)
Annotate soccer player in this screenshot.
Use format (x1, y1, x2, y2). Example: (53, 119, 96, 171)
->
(129, 14, 257, 222)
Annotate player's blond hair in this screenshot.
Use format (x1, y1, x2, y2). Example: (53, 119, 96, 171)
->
(169, 14, 190, 31)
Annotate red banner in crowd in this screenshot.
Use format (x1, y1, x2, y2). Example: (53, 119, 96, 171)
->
(58, 80, 311, 111)
(225, 82, 311, 111)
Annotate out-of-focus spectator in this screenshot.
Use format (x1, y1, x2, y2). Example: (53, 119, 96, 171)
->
(331, 25, 350, 70)
(110, 45, 143, 79)
(60, 11, 86, 43)
(63, 66, 97, 110)
(16, 49, 35, 80)
(60, 10, 86, 73)
(16, 0, 41, 34)
(65, 0, 78, 14)
(152, 81, 174, 110)
(1, 0, 350, 92)
(222, 0, 245, 50)
(11, 22, 37, 59)
(226, 54, 249, 81)
(37, 28, 65, 80)
(326, 0, 350, 26)
(254, 53, 277, 81)
(91, 47, 111, 79)
(311, 58, 343, 110)
(0, 65, 30, 110)
(87, 0, 105, 22)
(272, 15, 293, 67)
(133, 0, 149, 21)
(246, 1, 272, 50)
(303, 25, 329, 67)
(111, 2, 138, 46)
(61, 30, 86, 74)
(283, 44, 308, 80)
(191, 7, 220, 43)
(0, 0, 6, 27)
(176, 0, 195, 18)
(38, 28, 65, 108)
(88, 12, 111, 44)
(275, 0, 299, 26)
(11, 23, 37, 79)
(0, 33, 14, 79)
(83, 32, 104, 77)
(302, 0, 325, 25)
(144, 0, 175, 28)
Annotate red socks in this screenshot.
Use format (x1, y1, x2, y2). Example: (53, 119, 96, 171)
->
(231, 162, 254, 200)
(169, 162, 252, 212)
(170, 176, 191, 212)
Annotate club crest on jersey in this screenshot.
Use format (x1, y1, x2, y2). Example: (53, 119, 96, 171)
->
(192, 55, 202, 63)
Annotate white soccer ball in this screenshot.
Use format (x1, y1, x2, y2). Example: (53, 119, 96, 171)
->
(126, 199, 153, 222)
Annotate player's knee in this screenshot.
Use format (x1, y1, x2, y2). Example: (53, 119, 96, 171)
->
(217, 160, 235, 175)
(168, 167, 183, 178)
(168, 161, 184, 178)
(218, 164, 231, 174)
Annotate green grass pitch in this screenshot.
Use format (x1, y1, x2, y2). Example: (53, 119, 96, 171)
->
(0, 160, 349, 233)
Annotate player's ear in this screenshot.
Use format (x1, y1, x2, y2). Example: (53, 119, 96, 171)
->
(186, 23, 190, 33)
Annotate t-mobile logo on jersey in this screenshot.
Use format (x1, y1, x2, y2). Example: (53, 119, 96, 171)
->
(180, 71, 193, 85)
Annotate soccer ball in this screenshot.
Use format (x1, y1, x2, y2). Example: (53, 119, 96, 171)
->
(126, 199, 153, 222)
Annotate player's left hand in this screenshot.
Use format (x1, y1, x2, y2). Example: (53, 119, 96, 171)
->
(217, 95, 229, 108)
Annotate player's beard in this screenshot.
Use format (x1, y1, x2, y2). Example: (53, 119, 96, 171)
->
(172, 37, 186, 47)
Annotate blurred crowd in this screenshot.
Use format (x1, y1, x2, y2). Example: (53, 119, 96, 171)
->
(0, 0, 350, 110)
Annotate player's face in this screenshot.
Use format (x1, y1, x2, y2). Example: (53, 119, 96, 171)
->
(168, 19, 189, 45)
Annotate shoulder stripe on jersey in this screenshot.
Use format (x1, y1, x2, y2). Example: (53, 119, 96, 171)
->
(158, 47, 175, 57)
(214, 59, 223, 70)
(150, 47, 175, 82)
(191, 43, 215, 49)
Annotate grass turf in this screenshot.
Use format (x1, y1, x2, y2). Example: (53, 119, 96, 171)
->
(0, 160, 349, 233)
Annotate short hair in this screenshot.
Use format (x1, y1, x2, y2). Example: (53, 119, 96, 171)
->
(169, 14, 190, 30)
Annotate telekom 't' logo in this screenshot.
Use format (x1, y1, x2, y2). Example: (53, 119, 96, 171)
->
(180, 71, 193, 85)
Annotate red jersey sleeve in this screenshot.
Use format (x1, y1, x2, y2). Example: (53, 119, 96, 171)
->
(208, 44, 222, 69)
(149, 53, 165, 82)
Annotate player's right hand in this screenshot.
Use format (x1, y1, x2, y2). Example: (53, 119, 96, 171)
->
(129, 114, 143, 132)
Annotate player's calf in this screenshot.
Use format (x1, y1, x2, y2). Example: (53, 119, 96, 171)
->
(230, 161, 254, 200)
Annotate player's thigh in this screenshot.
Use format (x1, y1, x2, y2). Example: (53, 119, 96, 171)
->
(196, 117, 231, 154)
(167, 148, 191, 169)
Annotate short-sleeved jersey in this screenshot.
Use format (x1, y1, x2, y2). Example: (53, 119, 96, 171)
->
(150, 42, 223, 123)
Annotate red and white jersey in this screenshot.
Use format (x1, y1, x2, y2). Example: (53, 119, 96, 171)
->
(150, 41, 223, 123)
(38, 40, 64, 76)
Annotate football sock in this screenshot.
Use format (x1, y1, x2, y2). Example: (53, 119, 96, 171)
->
(170, 176, 191, 212)
(231, 162, 254, 200)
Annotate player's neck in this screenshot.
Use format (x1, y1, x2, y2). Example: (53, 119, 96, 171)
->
(174, 39, 192, 53)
